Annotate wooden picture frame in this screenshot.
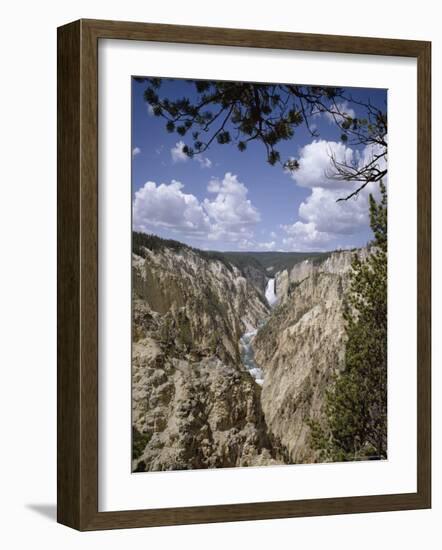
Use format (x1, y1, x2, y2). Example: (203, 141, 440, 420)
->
(57, 18, 431, 530)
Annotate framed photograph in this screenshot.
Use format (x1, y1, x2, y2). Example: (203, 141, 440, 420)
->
(57, 19, 431, 530)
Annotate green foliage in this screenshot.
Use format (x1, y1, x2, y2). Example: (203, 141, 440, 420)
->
(133, 231, 332, 278)
(309, 183, 388, 462)
(136, 78, 387, 173)
(132, 427, 150, 460)
(133, 231, 189, 256)
(267, 150, 281, 165)
(222, 251, 331, 276)
(132, 231, 234, 271)
(216, 130, 231, 144)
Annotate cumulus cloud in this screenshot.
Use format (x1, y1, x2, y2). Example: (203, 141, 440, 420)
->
(290, 140, 355, 190)
(133, 172, 260, 245)
(283, 139, 384, 250)
(204, 172, 260, 241)
(170, 141, 212, 168)
(133, 180, 210, 236)
(195, 155, 212, 169)
(132, 146, 141, 158)
(298, 187, 369, 234)
(282, 221, 331, 250)
(170, 141, 188, 163)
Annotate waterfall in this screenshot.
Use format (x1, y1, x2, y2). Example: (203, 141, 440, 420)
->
(239, 280, 277, 386)
(265, 278, 278, 307)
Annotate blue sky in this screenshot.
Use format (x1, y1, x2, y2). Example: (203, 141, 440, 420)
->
(132, 78, 387, 252)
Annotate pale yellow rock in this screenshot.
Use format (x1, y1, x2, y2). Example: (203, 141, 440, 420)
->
(254, 249, 368, 463)
(131, 245, 280, 471)
(132, 242, 366, 470)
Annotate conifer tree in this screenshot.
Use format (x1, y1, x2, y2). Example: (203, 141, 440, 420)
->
(309, 182, 387, 461)
(137, 78, 387, 200)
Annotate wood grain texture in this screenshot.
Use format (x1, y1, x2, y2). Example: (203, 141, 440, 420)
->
(57, 20, 81, 529)
(84, 18, 427, 57)
(416, 41, 431, 507)
(57, 19, 431, 531)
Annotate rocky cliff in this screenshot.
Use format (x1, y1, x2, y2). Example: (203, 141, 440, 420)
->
(275, 249, 368, 304)
(132, 234, 367, 470)
(254, 249, 368, 463)
(132, 241, 281, 471)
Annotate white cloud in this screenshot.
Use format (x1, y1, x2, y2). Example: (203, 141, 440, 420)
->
(147, 104, 155, 116)
(298, 187, 370, 235)
(282, 221, 331, 251)
(132, 146, 141, 158)
(195, 155, 212, 169)
(290, 140, 355, 190)
(283, 139, 385, 250)
(133, 180, 210, 236)
(170, 141, 188, 163)
(170, 141, 212, 168)
(133, 172, 261, 246)
(257, 241, 276, 250)
(204, 172, 260, 241)
(270, 231, 277, 239)
(324, 101, 356, 124)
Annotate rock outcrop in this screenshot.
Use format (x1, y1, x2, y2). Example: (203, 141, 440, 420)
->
(240, 264, 268, 296)
(132, 237, 368, 470)
(132, 244, 280, 471)
(276, 249, 368, 304)
(254, 249, 367, 463)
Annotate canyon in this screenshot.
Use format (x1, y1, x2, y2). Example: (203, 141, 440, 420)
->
(131, 232, 366, 471)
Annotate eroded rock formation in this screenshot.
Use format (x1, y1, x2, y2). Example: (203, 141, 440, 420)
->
(255, 249, 368, 463)
(132, 244, 280, 471)
(132, 239, 366, 470)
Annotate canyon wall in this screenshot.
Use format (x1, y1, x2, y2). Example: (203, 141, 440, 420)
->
(131, 244, 280, 471)
(132, 238, 367, 470)
(254, 249, 368, 463)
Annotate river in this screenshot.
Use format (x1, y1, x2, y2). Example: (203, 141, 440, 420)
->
(240, 278, 278, 385)
(240, 328, 263, 385)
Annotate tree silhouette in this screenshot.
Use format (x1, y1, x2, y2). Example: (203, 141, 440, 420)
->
(137, 78, 387, 200)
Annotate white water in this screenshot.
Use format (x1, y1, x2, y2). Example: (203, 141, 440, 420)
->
(240, 328, 264, 385)
(239, 279, 278, 386)
(265, 278, 278, 307)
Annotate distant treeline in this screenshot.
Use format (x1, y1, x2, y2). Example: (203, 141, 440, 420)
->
(133, 231, 236, 272)
(133, 231, 333, 276)
(223, 250, 331, 276)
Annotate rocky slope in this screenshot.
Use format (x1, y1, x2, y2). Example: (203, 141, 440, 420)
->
(132, 233, 368, 470)
(253, 249, 368, 463)
(132, 240, 281, 471)
(275, 249, 368, 304)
